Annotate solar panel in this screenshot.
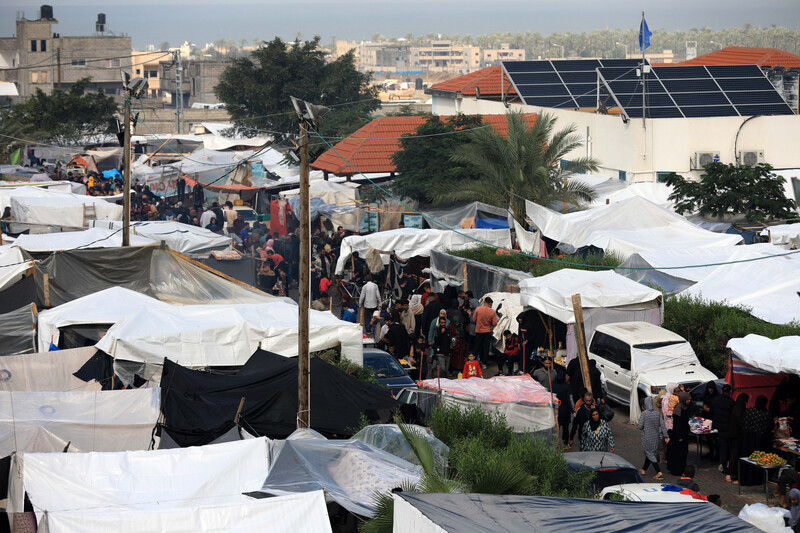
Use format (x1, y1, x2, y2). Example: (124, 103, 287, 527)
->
(502, 59, 794, 118)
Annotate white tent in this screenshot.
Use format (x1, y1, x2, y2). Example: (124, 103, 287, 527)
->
(616, 243, 793, 293)
(727, 335, 800, 375)
(95, 301, 364, 378)
(525, 196, 742, 260)
(14, 227, 156, 252)
(14, 438, 269, 519)
(38, 492, 332, 533)
(0, 346, 101, 391)
(761, 223, 800, 249)
(280, 181, 360, 230)
(519, 269, 663, 362)
(681, 249, 800, 325)
(0, 246, 33, 292)
(0, 388, 160, 457)
(335, 228, 512, 274)
(92, 220, 232, 255)
(37, 286, 172, 352)
(5, 187, 122, 229)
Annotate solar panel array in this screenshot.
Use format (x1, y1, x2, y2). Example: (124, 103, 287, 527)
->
(503, 59, 642, 109)
(503, 60, 795, 118)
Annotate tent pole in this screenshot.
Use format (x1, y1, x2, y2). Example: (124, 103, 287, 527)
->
(297, 117, 311, 429)
(571, 294, 592, 396)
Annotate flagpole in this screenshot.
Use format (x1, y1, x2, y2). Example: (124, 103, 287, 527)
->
(641, 11, 647, 162)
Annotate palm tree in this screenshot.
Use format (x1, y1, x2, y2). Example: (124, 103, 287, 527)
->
(430, 110, 599, 227)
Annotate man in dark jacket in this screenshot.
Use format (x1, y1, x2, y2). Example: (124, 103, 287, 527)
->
(552, 371, 573, 446)
(569, 391, 595, 450)
(711, 383, 735, 474)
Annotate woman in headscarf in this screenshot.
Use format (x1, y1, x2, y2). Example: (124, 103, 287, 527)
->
(788, 488, 800, 532)
(726, 393, 749, 484)
(702, 381, 719, 459)
(639, 396, 669, 479)
(668, 391, 692, 476)
(448, 313, 466, 372)
(663, 383, 679, 432)
(581, 408, 615, 452)
(739, 395, 775, 486)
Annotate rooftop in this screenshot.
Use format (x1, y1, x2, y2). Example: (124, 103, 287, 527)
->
(661, 46, 800, 69)
(311, 113, 536, 176)
(427, 66, 516, 97)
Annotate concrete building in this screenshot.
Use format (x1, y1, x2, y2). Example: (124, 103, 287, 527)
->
(410, 41, 481, 74)
(0, 7, 132, 101)
(358, 41, 412, 74)
(482, 44, 526, 66)
(131, 50, 168, 99)
(160, 59, 230, 107)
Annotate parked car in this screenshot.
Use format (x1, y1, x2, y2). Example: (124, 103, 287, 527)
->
(233, 206, 267, 222)
(362, 348, 416, 398)
(587, 322, 717, 407)
(565, 452, 644, 491)
(689, 379, 727, 419)
(599, 483, 708, 503)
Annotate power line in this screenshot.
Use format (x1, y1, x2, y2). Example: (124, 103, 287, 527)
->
(3, 52, 171, 72)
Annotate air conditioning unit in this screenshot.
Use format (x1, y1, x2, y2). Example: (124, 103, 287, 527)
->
(692, 151, 720, 169)
(737, 150, 765, 167)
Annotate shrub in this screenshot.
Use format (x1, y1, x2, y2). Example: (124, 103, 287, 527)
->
(313, 347, 377, 384)
(428, 403, 513, 449)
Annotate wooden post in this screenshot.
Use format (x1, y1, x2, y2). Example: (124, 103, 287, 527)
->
(42, 273, 50, 308)
(122, 91, 131, 246)
(462, 262, 468, 291)
(233, 397, 246, 424)
(571, 294, 592, 396)
(297, 119, 311, 429)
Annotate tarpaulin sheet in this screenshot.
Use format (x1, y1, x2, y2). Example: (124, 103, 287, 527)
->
(428, 249, 532, 297)
(0, 246, 33, 292)
(20, 438, 269, 519)
(0, 273, 37, 314)
(761, 223, 800, 248)
(96, 301, 363, 376)
(0, 303, 36, 356)
(92, 220, 232, 255)
(159, 351, 398, 446)
(420, 201, 509, 229)
(680, 247, 800, 325)
(352, 424, 449, 467)
(37, 287, 172, 352)
(0, 388, 160, 456)
(336, 228, 512, 274)
(727, 335, 800, 375)
(287, 196, 359, 232)
(38, 491, 332, 533)
(393, 492, 762, 533)
(419, 375, 556, 433)
(519, 269, 662, 324)
(526, 196, 742, 260)
(14, 227, 156, 252)
(0, 346, 101, 391)
(9, 187, 122, 228)
(259, 433, 421, 517)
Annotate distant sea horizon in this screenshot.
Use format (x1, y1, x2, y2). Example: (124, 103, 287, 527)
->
(1, 2, 797, 50)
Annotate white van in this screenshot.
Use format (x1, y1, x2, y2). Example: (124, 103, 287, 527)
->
(600, 483, 708, 503)
(588, 322, 717, 407)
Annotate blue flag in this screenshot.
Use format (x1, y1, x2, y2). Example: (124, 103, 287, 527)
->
(639, 17, 652, 51)
(48, 343, 60, 351)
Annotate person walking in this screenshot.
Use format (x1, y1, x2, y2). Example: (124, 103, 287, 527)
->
(552, 372, 573, 448)
(638, 396, 669, 480)
(580, 408, 615, 452)
(569, 391, 595, 451)
(359, 276, 381, 332)
(471, 297, 497, 369)
(668, 391, 692, 476)
(726, 393, 749, 484)
(711, 384, 735, 474)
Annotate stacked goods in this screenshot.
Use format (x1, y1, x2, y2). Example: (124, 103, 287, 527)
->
(749, 451, 787, 466)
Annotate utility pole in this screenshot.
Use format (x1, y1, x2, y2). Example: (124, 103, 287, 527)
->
(56, 47, 61, 89)
(174, 51, 184, 134)
(290, 96, 329, 429)
(122, 92, 132, 246)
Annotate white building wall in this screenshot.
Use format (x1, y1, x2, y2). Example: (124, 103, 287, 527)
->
(433, 94, 800, 183)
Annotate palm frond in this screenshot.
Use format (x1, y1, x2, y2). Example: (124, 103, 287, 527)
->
(468, 460, 535, 495)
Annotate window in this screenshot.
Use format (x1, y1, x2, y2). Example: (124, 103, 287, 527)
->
(31, 71, 38, 83)
(31, 40, 37, 52)
(71, 59, 86, 66)
(40, 40, 47, 52)
(40, 71, 47, 83)
(589, 332, 631, 370)
(656, 172, 672, 183)
(618, 170, 627, 181)
(149, 70, 158, 78)
(135, 69, 141, 74)
(105, 59, 121, 68)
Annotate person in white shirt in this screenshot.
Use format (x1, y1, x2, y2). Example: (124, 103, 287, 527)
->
(358, 276, 381, 333)
(199, 207, 216, 229)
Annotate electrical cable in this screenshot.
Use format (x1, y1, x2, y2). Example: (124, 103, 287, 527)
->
(5, 52, 171, 71)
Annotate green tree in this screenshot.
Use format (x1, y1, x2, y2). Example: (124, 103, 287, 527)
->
(390, 114, 483, 202)
(215, 37, 379, 146)
(430, 110, 598, 226)
(662, 162, 796, 222)
(12, 78, 118, 146)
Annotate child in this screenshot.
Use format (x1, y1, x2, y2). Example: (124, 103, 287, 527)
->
(677, 465, 700, 492)
(462, 352, 483, 379)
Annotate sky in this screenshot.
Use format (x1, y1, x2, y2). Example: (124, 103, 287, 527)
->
(1, 0, 798, 50)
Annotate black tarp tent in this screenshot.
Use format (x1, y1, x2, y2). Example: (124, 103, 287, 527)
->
(393, 492, 762, 533)
(160, 350, 399, 446)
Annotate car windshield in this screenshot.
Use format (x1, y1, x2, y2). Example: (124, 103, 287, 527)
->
(593, 469, 642, 490)
(633, 341, 685, 349)
(235, 209, 257, 221)
(364, 355, 407, 378)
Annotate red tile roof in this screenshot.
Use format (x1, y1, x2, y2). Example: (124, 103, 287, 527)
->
(311, 113, 537, 175)
(658, 46, 800, 69)
(428, 66, 516, 97)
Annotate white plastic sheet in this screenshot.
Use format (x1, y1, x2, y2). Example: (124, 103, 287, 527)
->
(0, 304, 36, 356)
(0, 246, 33, 292)
(525, 196, 742, 260)
(14, 227, 156, 252)
(0, 346, 101, 391)
(92, 220, 232, 254)
(518, 269, 662, 324)
(727, 335, 800, 375)
(21, 438, 269, 517)
(38, 491, 333, 533)
(761, 223, 800, 249)
(96, 301, 364, 374)
(8, 187, 123, 228)
(0, 388, 160, 456)
(336, 228, 512, 274)
(737, 503, 792, 533)
(419, 375, 556, 433)
(37, 286, 172, 352)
